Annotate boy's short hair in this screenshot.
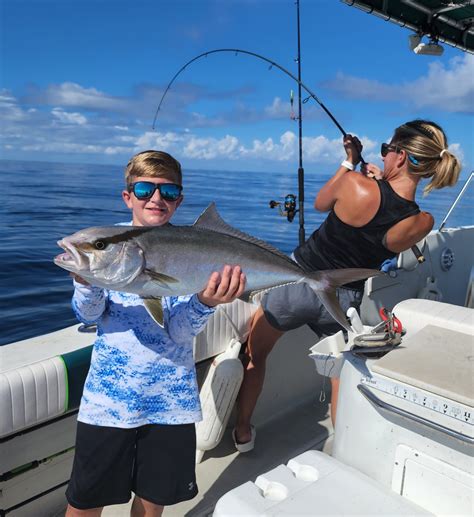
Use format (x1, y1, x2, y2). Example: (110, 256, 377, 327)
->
(125, 150, 182, 187)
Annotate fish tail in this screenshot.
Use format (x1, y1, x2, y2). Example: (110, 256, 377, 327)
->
(303, 268, 383, 331)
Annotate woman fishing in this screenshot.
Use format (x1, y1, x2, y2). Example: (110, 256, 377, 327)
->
(233, 119, 461, 451)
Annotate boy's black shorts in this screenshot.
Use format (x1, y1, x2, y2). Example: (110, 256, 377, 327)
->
(66, 421, 198, 510)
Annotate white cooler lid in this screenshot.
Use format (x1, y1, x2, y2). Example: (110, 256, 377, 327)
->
(372, 324, 473, 407)
(214, 450, 430, 516)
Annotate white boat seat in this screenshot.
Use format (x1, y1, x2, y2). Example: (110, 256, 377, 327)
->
(0, 298, 258, 439)
(0, 346, 93, 439)
(392, 298, 473, 337)
(0, 357, 68, 439)
(194, 298, 258, 362)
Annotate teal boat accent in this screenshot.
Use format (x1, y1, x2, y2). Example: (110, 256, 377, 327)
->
(60, 346, 93, 410)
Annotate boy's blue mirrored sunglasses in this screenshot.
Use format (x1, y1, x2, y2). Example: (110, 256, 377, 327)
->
(129, 181, 182, 201)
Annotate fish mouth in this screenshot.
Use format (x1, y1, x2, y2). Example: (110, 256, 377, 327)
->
(54, 238, 85, 271)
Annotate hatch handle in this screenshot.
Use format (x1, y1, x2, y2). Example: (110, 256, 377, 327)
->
(357, 384, 474, 445)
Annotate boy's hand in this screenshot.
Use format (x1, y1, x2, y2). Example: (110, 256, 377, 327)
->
(198, 265, 246, 307)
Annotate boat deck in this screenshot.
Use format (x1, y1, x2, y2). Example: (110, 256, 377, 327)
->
(102, 399, 333, 516)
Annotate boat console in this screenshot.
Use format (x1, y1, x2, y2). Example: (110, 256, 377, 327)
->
(214, 299, 474, 516)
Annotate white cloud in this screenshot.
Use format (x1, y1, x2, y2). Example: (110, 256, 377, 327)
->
(43, 82, 121, 110)
(184, 135, 239, 160)
(448, 143, 464, 165)
(239, 131, 296, 161)
(21, 142, 104, 153)
(116, 135, 136, 143)
(264, 97, 287, 117)
(133, 130, 344, 163)
(302, 135, 341, 162)
(406, 55, 474, 112)
(135, 131, 186, 151)
(52, 107, 87, 125)
(0, 89, 28, 121)
(104, 146, 134, 155)
(1, 83, 467, 169)
(325, 54, 474, 113)
(0, 91, 16, 103)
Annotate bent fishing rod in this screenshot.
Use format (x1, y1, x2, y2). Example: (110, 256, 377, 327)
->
(152, 47, 425, 263)
(152, 48, 348, 137)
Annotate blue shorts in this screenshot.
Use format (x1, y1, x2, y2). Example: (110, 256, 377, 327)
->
(261, 282, 363, 336)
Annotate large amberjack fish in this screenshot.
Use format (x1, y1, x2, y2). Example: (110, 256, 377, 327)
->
(55, 203, 382, 329)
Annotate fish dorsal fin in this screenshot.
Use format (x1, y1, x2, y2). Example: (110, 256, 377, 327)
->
(194, 203, 296, 265)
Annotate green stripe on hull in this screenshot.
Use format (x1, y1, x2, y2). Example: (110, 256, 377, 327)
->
(60, 346, 93, 410)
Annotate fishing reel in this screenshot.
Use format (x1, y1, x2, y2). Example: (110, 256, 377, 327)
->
(269, 194, 298, 222)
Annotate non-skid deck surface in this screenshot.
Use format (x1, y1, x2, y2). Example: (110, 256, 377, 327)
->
(102, 400, 333, 517)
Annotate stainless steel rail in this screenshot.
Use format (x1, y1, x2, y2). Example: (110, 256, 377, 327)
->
(439, 171, 474, 231)
(357, 384, 474, 445)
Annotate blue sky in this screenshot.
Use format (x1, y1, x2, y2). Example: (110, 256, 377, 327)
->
(1, 0, 473, 176)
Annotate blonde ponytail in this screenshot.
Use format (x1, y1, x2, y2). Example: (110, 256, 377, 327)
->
(392, 120, 461, 194)
(426, 147, 461, 194)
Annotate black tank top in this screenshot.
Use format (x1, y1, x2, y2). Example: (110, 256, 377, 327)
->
(293, 180, 420, 289)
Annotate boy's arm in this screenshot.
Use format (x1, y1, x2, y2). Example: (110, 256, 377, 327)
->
(72, 279, 107, 324)
(164, 294, 216, 345)
(165, 266, 246, 345)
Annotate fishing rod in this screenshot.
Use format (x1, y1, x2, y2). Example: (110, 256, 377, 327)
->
(269, 0, 306, 243)
(295, 0, 305, 245)
(152, 46, 357, 246)
(152, 48, 347, 137)
(152, 48, 425, 262)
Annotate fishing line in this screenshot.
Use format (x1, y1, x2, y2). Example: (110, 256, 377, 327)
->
(152, 48, 349, 140)
(153, 48, 425, 261)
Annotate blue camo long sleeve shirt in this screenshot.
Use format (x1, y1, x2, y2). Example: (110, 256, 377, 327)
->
(72, 258, 215, 428)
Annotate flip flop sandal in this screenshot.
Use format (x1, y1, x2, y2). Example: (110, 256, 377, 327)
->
(232, 426, 256, 453)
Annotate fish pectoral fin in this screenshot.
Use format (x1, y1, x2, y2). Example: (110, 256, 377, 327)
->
(144, 269, 179, 287)
(143, 298, 164, 327)
(315, 289, 351, 332)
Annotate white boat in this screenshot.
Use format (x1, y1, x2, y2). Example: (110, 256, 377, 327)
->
(1, 219, 473, 516)
(1, 2, 473, 516)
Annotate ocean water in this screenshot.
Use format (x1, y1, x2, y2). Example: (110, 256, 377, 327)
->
(1, 159, 472, 346)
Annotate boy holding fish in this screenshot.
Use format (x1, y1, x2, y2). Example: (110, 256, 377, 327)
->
(64, 150, 246, 517)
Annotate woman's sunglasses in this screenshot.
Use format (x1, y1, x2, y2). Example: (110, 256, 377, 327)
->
(380, 143, 401, 157)
(129, 181, 183, 201)
(381, 143, 419, 165)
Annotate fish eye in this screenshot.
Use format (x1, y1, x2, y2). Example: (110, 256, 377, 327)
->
(94, 240, 107, 250)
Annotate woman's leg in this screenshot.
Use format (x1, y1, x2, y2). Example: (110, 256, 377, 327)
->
(235, 306, 284, 444)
